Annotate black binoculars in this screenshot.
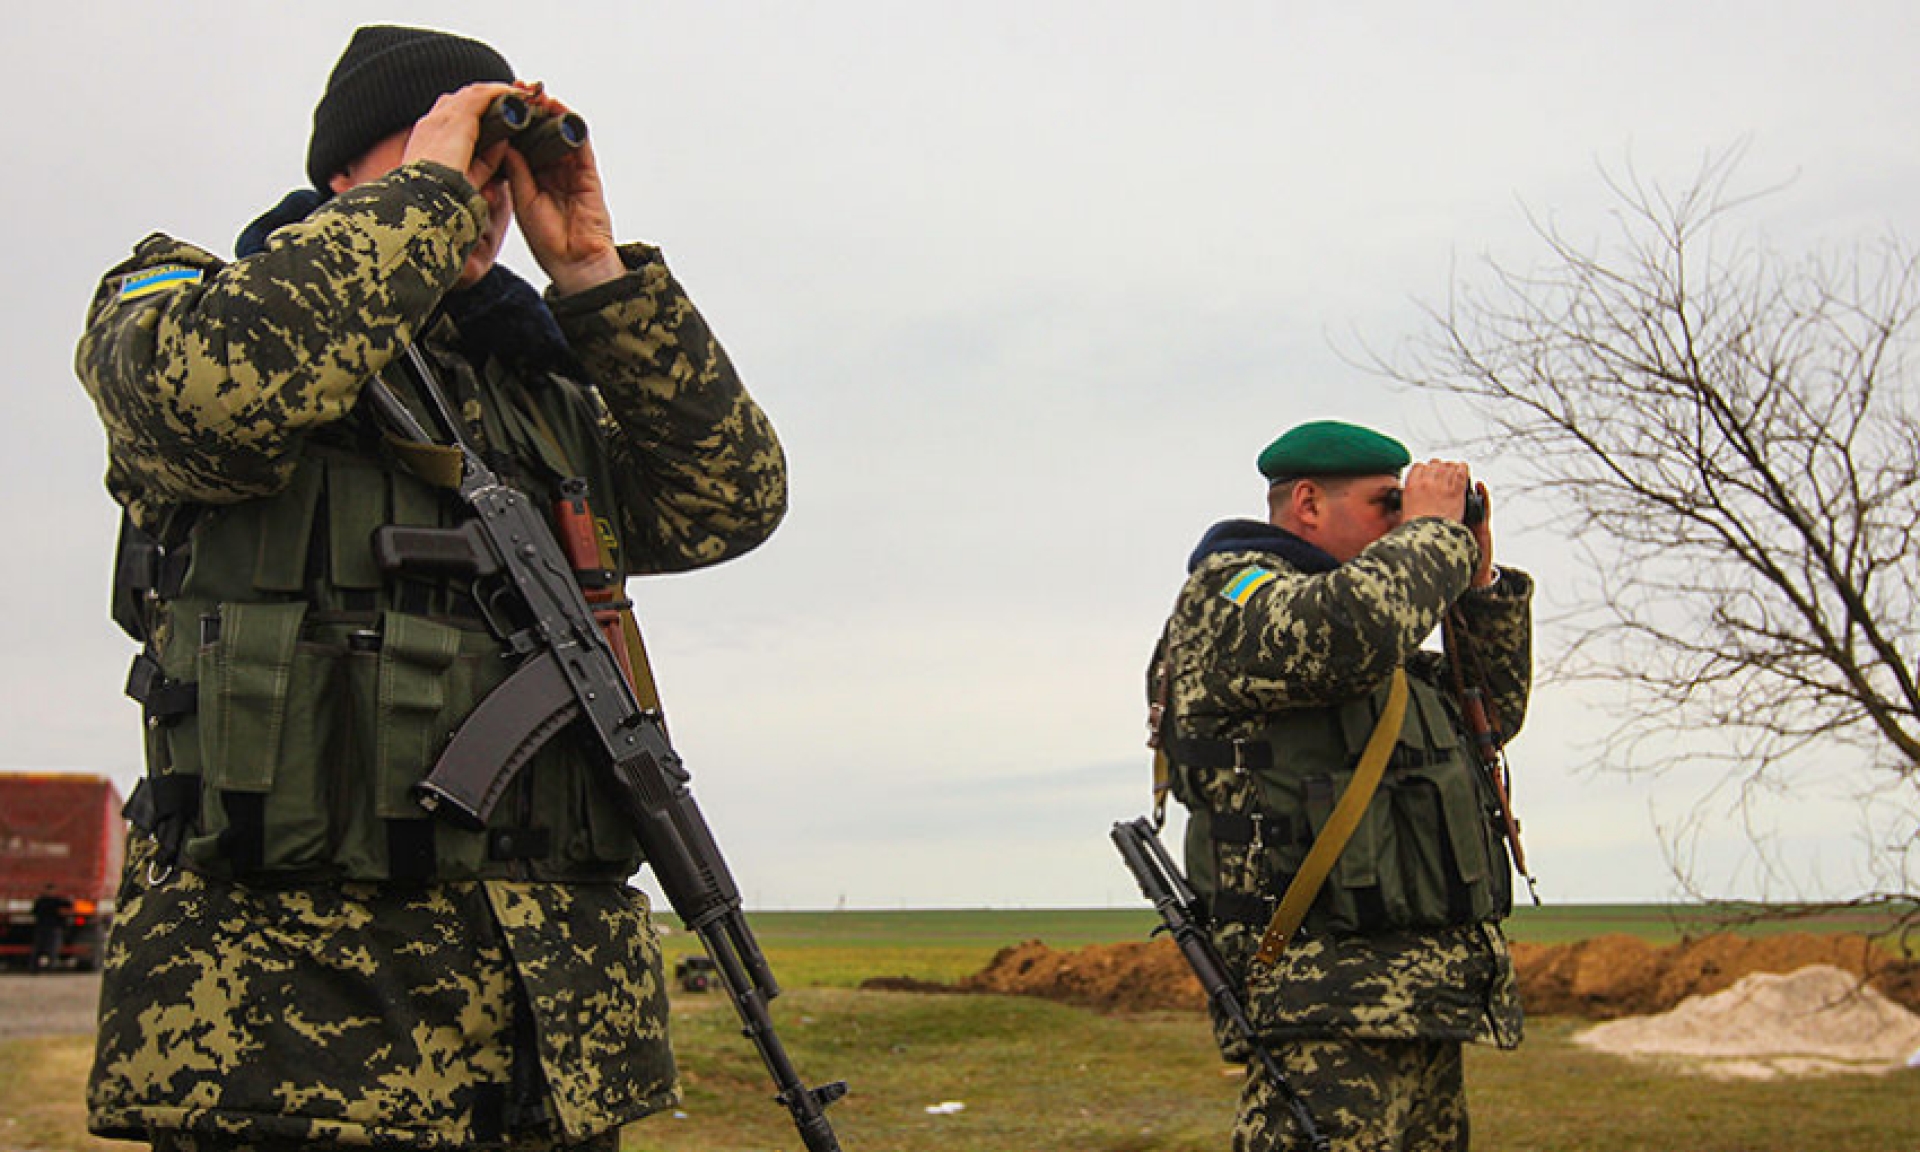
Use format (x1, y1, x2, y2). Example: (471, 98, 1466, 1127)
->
(477, 94, 588, 168)
(1382, 486, 1487, 527)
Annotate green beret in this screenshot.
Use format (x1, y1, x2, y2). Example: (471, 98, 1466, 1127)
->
(1257, 420, 1411, 481)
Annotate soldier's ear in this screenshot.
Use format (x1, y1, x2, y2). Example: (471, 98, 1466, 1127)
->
(1292, 480, 1324, 528)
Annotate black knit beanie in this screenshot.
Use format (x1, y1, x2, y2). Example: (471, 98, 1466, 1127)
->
(306, 25, 514, 190)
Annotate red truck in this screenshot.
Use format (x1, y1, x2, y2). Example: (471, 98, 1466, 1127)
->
(0, 772, 126, 970)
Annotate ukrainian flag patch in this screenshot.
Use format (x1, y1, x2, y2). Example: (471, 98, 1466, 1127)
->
(118, 265, 203, 301)
(1222, 566, 1278, 606)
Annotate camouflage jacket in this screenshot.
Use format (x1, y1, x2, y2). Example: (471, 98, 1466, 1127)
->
(78, 162, 786, 1145)
(77, 161, 786, 560)
(1153, 516, 1531, 1049)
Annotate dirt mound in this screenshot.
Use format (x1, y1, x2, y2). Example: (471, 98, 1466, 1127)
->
(881, 931, 1920, 1020)
(1575, 964, 1920, 1078)
(954, 939, 1206, 1014)
(1511, 931, 1913, 1019)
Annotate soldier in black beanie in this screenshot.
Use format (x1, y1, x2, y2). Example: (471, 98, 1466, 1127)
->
(306, 25, 516, 190)
(78, 23, 787, 1152)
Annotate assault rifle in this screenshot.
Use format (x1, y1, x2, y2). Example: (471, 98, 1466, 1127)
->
(1110, 817, 1328, 1152)
(363, 347, 848, 1151)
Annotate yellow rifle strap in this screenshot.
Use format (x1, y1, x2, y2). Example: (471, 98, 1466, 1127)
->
(383, 435, 466, 490)
(1254, 666, 1408, 966)
(622, 611, 665, 712)
(586, 516, 667, 715)
(1151, 745, 1172, 828)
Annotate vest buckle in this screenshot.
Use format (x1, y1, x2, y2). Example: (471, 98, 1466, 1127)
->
(1225, 739, 1274, 776)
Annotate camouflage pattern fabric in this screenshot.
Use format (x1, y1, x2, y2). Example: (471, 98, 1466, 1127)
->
(90, 839, 677, 1146)
(1233, 1037, 1466, 1152)
(77, 159, 787, 1143)
(1217, 920, 1522, 1048)
(77, 161, 787, 558)
(78, 164, 487, 533)
(547, 240, 787, 573)
(1162, 519, 1525, 733)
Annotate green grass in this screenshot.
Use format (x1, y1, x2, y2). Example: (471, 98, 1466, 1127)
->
(1502, 902, 1917, 949)
(657, 908, 1161, 986)
(0, 1035, 120, 1152)
(1467, 1018, 1920, 1152)
(641, 994, 1920, 1152)
(641, 989, 1235, 1152)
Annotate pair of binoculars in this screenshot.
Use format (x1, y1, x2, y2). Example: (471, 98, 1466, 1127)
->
(1382, 486, 1487, 527)
(478, 93, 588, 168)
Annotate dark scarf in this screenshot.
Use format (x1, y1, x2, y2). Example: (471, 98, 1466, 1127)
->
(1187, 518, 1339, 575)
(235, 189, 584, 383)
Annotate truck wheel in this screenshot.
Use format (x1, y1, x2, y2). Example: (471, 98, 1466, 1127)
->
(74, 927, 103, 971)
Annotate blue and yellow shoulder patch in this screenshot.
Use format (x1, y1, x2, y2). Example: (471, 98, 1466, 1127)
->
(117, 265, 203, 302)
(1222, 565, 1278, 606)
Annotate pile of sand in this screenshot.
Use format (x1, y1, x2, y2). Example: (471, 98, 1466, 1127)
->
(1575, 964, 1920, 1079)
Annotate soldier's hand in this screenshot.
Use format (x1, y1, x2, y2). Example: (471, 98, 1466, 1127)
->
(1468, 480, 1496, 587)
(402, 82, 516, 190)
(1399, 460, 1472, 522)
(500, 87, 624, 297)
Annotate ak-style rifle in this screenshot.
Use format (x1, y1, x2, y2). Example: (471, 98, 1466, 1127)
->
(364, 347, 848, 1151)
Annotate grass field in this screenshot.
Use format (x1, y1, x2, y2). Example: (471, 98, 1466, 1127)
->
(656, 907, 1162, 986)
(5, 906, 1915, 1152)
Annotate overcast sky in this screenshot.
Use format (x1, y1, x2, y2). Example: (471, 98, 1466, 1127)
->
(5, 3, 1915, 909)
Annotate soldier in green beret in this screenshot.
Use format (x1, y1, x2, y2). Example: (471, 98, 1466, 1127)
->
(76, 24, 786, 1152)
(1147, 419, 1532, 1150)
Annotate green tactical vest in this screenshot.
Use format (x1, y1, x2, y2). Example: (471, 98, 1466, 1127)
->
(128, 347, 645, 884)
(1172, 671, 1513, 939)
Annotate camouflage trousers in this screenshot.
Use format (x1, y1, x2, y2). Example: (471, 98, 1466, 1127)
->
(1232, 1037, 1467, 1152)
(148, 1130, 619, 1152)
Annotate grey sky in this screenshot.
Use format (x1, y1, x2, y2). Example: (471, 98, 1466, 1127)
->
(5, 2, 1915, 908)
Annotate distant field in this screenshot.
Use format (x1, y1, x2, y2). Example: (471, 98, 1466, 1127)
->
(1505, 901, 1915, 947)
(657, 908, 1161, 986)
(660, 902, 1917, 987)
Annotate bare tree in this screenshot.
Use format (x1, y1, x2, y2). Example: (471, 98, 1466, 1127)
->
(1385, 149, 1920, 919)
